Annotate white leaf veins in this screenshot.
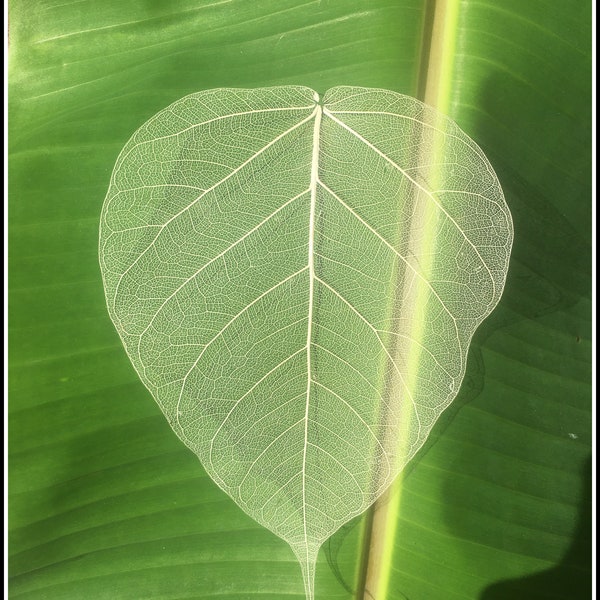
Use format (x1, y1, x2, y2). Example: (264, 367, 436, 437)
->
(99, 86, 513, 600)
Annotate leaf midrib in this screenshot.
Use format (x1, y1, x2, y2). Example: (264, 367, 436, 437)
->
(299, 93, 322, 597)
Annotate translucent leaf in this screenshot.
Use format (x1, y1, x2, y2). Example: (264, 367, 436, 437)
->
(99, 86, 513, 599)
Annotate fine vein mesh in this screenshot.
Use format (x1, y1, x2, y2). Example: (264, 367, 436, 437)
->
(99, 85, 513, 599)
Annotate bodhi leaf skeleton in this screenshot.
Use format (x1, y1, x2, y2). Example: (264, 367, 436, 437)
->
(99, 86, 513, 599)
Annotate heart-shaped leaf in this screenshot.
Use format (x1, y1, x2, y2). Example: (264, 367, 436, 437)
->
(99, 85, 513, 599)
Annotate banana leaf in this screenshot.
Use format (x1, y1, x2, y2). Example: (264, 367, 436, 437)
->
(8, 1, 591, 598)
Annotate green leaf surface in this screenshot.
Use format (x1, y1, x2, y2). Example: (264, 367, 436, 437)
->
(8, 1, 591, 600)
